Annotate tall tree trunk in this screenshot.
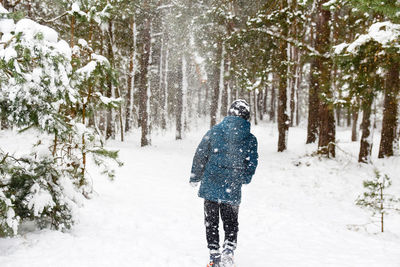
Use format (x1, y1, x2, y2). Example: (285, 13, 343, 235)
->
(258, 90, 264, 121)
(115, 87, 124, 142)
(333, 9, 340, 127)
(183, 54, 189, 132)
(162, 30, 169, 129)
(318, 102, 336, 157)
(125, 18, 136, 133)
(221, 56, 230, 118)
(316, 0, 335, 157)
(335, 87, 341, 127)
(176, 58, 183, 140)
(105, 20, 115, 140)
(347, 107, 352, 127)
(203, 83, 209, 117)
(306, 6, 319, 144)
(139, 16, 151, 146)
(210, 41, 223, 128)
(296, 63, 302, 126)
(270, 80, 276, 122)
(333, 64, 341, 127)
(87, 23, 95, 129)
(253, 90, 258, 125)
(306, 56, 319, 143)
(277, 0, 289, 152)
(159, 41, 166, 127)
(176, 54, 188, 140)
(290, 46, 297, 127)
(378, 61, 399, 158)
(359, 96, 374, 163)
(197, 79, 202, 117)
(351, 107, 359, 142)
(263, 86, 268, 115)
(336, 105, 341, 127)
(98, 34, 106, 133)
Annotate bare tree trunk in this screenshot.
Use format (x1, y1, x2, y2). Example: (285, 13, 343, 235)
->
(158, 37, 165, 129)
(290, 47, 297, 127)
(227, 78, 232, 111)
(162, 30, 169, 129)
(182, 55, 188, 132)
(307, 62, 319, 143)
(253, 90, 258, 125)
(296, 55, 303, 127)
(197, 79, 202, 117)
(202, 83, 208, 117)
(378, 61, 399, 158)
(105, 106, 113, 140)
(359, 96, 374, 163)
(296, 67, 301, 126)
(258, 90, 264, 121)
(318, 102, 336, 157)
(347, 107, 351, 127)
(87, 22, 96, 129)
(98, 33, 106, 133)
(270, 81, 276, 122)
(176, 56, 183, 140)
(351, 107, 359, 142)
(221, 56, 229, 118)
(115, 87, 124, 142)
(105, 20, 115, 140)
(336, 101, 341, 126)
(306, 6, 319, 144)
(277, 0, 289, 152)
(139, 16, 151, 146)
(333, 9, 340, 127)
(316, 0, 335, 157)
(333, 64, 341, 127)
(263, 85, 268, 115)
(125, 18, 136, 133)
(210, 41, 223, 128)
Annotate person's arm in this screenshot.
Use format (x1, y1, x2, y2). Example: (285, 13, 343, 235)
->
(242, 135, 258, 184)
(190, 130, 212, 183)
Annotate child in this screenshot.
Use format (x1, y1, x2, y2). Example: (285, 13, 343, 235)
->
(190, 99, 258, 267)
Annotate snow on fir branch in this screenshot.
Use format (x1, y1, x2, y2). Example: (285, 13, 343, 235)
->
(334, 21, 400, 54)
(0, 3, 121, 237)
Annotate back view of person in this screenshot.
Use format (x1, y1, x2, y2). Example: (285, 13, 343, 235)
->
(189, 99, 258, 267)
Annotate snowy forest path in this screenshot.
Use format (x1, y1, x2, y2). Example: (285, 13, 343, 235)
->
(1, 124, 400, 267)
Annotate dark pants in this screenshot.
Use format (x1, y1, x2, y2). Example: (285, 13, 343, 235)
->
(204, 199, 239, 251)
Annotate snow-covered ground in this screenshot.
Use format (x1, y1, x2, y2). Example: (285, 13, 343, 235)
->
(0, 122, 400, 267)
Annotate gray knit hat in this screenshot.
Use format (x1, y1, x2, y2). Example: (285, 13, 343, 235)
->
(228, 99, 250, 121)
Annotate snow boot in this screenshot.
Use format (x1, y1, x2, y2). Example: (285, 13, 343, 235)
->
(221, 241, 236, 267)
(221, 248, 234, 267)
(207, 251, 221, 267)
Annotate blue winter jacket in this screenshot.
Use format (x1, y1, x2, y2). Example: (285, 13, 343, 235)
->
(190, 116, 258, 205)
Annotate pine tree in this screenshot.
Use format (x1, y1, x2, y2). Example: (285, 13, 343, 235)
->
(356, 170, 400, 232)
(0, 5, 121, 236)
